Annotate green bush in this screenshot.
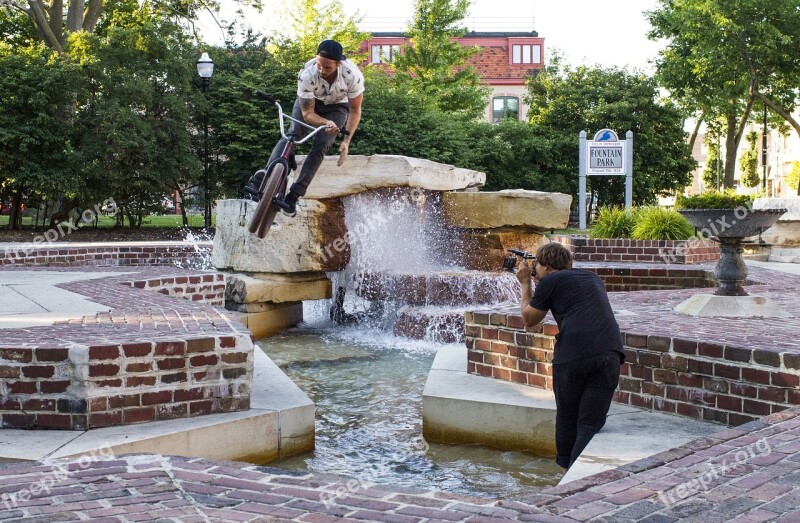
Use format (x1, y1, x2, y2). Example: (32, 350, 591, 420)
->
(675, 191, 753, 210)
(589, 207, 637, 238)
(631, 206, 694, 240)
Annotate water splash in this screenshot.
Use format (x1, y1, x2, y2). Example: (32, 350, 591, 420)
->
(308, 189, 519, 342)
(173, 228, 214, 270)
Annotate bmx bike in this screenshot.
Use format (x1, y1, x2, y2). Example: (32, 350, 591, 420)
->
(245, 91, 349, 239)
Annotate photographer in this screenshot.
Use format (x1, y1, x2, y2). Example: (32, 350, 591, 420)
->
(515, 242, 625, 469)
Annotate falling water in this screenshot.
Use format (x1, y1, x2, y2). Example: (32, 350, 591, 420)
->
(173, 228, 214, 270)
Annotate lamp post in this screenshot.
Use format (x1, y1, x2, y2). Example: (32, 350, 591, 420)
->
(197, 52, 214, 229)
(762, 101, 768, 194)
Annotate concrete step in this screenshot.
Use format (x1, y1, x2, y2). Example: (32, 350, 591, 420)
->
(422, 345, 721, 485)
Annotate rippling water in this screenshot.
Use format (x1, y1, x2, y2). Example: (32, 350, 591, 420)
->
(259, 326, 564, 499)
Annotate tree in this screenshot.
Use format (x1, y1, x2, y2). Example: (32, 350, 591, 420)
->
(786, 161, 800, 195)
(392, 0, 490, 118)
(739, 130, 760, 188)
(0, 43, 81, 229)
(701, 130, 723, 192)
(0, 0, 263, 52)
(648, 0, 800, 189)
(526, 61, 695, 207)
(206, 41, 296, 198)
(268, 0, 367, 73)
(68, 4, 198, 226)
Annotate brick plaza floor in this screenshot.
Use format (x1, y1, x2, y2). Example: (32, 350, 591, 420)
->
(1, 261, 800, 521)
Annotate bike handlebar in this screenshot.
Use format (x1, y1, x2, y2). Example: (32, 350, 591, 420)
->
(256, 91, 350, 143)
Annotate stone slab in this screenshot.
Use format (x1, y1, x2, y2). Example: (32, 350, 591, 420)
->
(212, 198, 349, 273)
(443, 190, 572, 230)
(232, 302, 304, 339)
(673, 293, 791, 318)
(560, 408, 722, 485)
(225, 272, 331, 304)
(301, 155, 486, 198)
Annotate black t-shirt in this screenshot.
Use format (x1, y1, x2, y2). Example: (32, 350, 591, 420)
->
(530, 269, 624, 365)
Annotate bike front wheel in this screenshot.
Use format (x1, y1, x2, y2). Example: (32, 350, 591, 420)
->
(248, 162, 287, 239)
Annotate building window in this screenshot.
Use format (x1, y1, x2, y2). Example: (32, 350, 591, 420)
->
(511, 44, 541, 64)
(371, 44, 400, 64)
(492, 96, 519, 123)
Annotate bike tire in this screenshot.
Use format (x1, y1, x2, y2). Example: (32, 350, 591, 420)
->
(247, 162, 286, 239)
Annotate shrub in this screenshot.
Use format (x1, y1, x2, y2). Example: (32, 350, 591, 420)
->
(675, 191, 753, 210)
(631, 206, 694, 240)
(589, 207, 637, 238)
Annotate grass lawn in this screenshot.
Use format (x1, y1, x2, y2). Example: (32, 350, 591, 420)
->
(0, 213, 212, 229)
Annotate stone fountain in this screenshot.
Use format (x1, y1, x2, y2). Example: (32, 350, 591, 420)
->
(674, 207, 789, 317)
(212, 155, 572, 340)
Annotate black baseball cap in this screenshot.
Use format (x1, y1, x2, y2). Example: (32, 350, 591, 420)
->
(317, 40, 345, 61)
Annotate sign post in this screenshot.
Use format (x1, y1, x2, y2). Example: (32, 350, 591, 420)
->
(579, 129, 633, 230)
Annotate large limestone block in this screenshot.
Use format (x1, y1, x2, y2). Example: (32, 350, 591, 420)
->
(443, 190, 572, 230)
(226, 272, 331, 304)
(300, 155, 486, 198)
(212, 199, 349, 273)
(456, 230, 547, 271)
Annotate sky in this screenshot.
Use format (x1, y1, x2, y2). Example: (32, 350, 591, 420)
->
(205, 0, 664, 72)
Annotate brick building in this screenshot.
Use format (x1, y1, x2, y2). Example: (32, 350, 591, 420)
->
(360, 31, 545, 122)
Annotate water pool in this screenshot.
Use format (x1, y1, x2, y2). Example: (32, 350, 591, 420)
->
(258, 326, 563, 499)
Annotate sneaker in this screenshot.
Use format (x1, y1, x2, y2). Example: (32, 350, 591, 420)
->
(279, 191, 299, 217)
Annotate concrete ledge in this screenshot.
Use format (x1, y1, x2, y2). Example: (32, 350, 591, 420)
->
(424, 345, 721, 482)
(232, 302, 304, 339)
(423, 345, 557, 455)
(560, 406, 721, 485)
(0, 347, 313, 464)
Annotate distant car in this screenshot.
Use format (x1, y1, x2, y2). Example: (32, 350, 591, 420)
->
(1, 200, 26, 215)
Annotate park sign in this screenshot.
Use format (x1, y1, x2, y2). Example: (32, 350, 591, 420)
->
(578, 129, 634, 229)
(587, 129, 625, 174)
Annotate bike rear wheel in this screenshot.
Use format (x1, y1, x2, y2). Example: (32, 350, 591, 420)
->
(248, 162, 287, 239)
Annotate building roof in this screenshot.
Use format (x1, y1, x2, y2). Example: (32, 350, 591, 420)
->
(370, 31, 539, 38)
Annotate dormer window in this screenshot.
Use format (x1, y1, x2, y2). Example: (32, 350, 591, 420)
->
(511, 44, 541, 65)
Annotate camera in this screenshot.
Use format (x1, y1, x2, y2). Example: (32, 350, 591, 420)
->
(502, 249, 536, 273)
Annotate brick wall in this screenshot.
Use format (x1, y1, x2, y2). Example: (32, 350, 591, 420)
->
(466, 310, 800, 426)
(551, 235, 720, 264)
(591, 266, 716, 292)
(0, 335, 252, 430)
(128, 274, 225, 307)
(0, 244, 211, 268)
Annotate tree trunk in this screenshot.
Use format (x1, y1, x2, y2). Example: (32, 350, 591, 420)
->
(688, 116, 703, 156)
(9, 191, 23, 230)
(176, 186, 189, 227)
(724, 114, 738, 188)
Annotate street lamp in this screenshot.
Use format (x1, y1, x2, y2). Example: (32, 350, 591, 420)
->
(197, 52, 214, 229)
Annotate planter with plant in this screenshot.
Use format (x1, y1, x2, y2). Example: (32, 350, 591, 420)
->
(675, 192, 786, 296)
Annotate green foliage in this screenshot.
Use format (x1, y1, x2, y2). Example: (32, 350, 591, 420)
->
(525, 62, 695, 206)
(648, 0, 800, 187)
(589, 207, 637, 239)
(675, 191, 754, 210)
(392, 0, 490, 118)
(206, 43, 296, 196)
(268, 0, 368, 72)
(352, 69, 473, 165)
(787, 161, 800, 193)
(701, 131, 723, 191)
(68, 4, 198, 226)
(631, 206, 694, 241)
(0, 43, 82, 215)
(739, 130, 761, 188)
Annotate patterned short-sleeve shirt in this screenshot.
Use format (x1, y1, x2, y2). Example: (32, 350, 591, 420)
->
(297, 58, 365, 105)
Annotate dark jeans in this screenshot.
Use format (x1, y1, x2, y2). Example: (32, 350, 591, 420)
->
(267, 98, 349, 197)
(553, 351, 621, 469)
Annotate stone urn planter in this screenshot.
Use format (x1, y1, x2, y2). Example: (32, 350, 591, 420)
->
(678, 208, 786, 296)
